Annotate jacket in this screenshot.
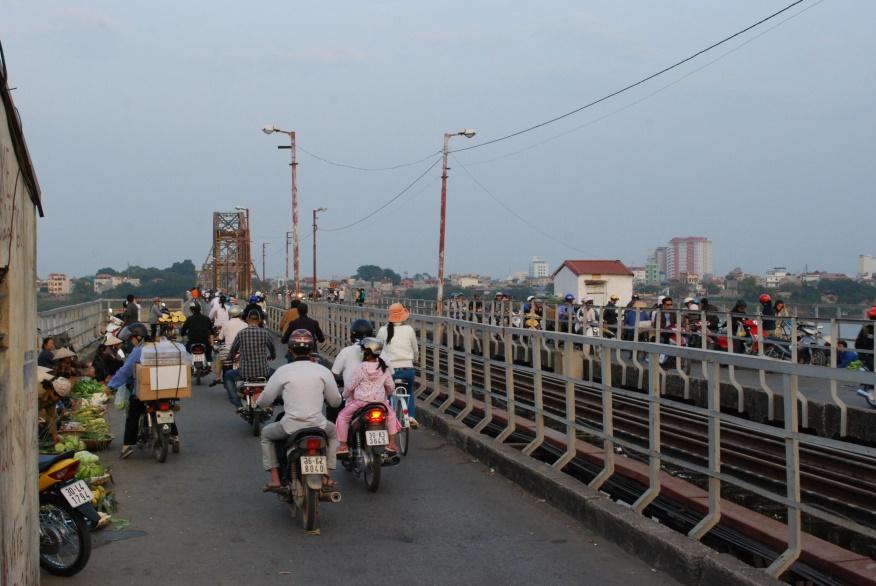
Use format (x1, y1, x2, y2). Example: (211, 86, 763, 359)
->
(279, 308, 300, 334)
(346, 361, 394, 402)
(282, 316, 325, 346)
(180, 313, 213, 342)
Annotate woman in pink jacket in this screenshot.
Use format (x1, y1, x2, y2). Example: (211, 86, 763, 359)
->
(336, 338, 399, 456)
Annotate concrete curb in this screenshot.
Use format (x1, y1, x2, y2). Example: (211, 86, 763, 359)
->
(418, 404, 782, 586)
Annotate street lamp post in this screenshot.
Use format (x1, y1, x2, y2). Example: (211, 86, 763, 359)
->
(436, 129, 476, 315)
(312, 208, 327, 300)
(262, 125, 300, 296)
(261, 241, 270, 289)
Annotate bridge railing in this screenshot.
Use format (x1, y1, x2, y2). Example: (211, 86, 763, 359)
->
(307, 301, 876, 580)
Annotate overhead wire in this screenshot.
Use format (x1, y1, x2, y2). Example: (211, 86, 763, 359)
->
(297, 144, 441, 172)
(320, 157, 442, 233)
(450, 154, 590, 255)
(451, 0, 809, 154)
(459, 0, 825, 167)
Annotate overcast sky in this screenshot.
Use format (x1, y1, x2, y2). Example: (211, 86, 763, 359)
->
(3, 0, 874, 280)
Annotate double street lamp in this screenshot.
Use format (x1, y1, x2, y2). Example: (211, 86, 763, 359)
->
(436, 129, 476, 315)
(262, 124, 300, 296)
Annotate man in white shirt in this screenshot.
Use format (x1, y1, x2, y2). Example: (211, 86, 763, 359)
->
(257, 330, 342, 491)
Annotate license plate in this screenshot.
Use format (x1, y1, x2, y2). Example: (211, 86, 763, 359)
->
(60, 481, 93, 508)
(156, 411, 174, 425)
(300, 456, 327, 475)
(193, 355, 205, 364)
(365, 430, 389, 446)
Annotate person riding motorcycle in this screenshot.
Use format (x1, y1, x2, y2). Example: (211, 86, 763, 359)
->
(108, 322, 180, 458)
(210, 305, 247, 386)
(280, 302, 325, 360)
(180, 303, 214, 364)
(331, 319, 374, 390)
(224, 309, 276, 410)
(759, 293, 776, 334)
(603, 294, 620, 338)
(257, 329, 342, 492)
(557, 294, 576, 332)
(242, 295, 267, 325)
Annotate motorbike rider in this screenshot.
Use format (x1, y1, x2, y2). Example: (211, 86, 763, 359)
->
(278, 299, 301, 334)
(180, 302, 214, 364)
(335, 337, 400, 457)
(210, 305, 248, 387)
(257, 329, 342, 492)
(331, 319, 374, 391)
(557, 294, 576, 332)
(108, 322, 180, 458)
(855, 307, 876, 403)
(280, 302, 325, 360)
(377, 303, 419, 428)
(224, 309, 276, 410)
(243, 294, 267, 325)
(652, 296, 676, 344)
(603, 294, 620, 338)
(730, 299, 749, 354)
(759, 293, 776, 334)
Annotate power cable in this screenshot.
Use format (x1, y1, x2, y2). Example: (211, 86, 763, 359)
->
(450, 154, 590, 255)
(320, 158, 442, 232)
(460, 0, 825, 167)
(451, 0, 809, 154)
(298, 144, 441, 172)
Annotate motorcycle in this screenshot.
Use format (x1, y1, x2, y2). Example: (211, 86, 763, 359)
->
(239, 377, 271, 436)
(340, 402, 399, 492)
(38, 451, 100, 576)
(271, 416, 342, 532)
(190, 343, 211, 385)
(657, 325, 690, 373)
(137, 399, 180, 463)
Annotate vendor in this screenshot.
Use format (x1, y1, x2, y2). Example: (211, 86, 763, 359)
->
(92, 333, 125, 382)
(38, 337, 56, 368)
(52, 347, 80, 378)
(38, 369, 71, 443)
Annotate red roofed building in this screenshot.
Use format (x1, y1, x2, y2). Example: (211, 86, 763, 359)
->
(552, 260, 634, 306)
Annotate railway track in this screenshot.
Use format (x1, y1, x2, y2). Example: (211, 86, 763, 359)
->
(424, 345, 876, 531)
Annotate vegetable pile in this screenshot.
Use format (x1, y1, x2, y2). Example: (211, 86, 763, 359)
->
(72, 379, 105, 398)
(55, 435, 86, 453)
(74, 450, 106, 479)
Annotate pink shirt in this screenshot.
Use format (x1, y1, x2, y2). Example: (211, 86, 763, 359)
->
(347, 361, 394, 402)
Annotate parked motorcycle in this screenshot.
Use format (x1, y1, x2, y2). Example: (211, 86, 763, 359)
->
(137, 399, 180, 463)
(340, 402, 399, 492)
(38, 452, 100, 576)
(190, 343, 211, 385)
(271, 418, 342, 532)
(239, 378, 271, 436)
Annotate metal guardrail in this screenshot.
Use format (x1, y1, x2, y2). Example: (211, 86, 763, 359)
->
(306, 301, 876, 580)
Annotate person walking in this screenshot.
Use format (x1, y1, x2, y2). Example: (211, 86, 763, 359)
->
(376, 303, 419, 428)
(149, 297, 163, 340)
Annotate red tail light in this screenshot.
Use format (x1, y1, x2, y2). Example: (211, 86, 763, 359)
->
(48, 461, 80, 482)
(367, 409, 386, 423)
(306, 438, 322, 455)
(158, 402, 171, 411)
(192, 347, 204, 354)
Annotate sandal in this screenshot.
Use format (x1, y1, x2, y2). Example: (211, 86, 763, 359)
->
(321, 476, 338, 490)
(336, 445, 349, 456)
(120, 446, 134, 459)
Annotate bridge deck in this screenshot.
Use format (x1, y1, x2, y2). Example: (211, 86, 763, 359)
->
(44, 353, 679, 586)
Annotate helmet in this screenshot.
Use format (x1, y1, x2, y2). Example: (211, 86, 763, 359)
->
(118, 322, 148, 342)
(350, 319, 374, 341)
(683, 297, 694, 305)
(228, 306, 243, 318)
(287, 329, 315, 353)
(359, 337, 384, 357)
(564, 293, 575, 302)
(867, 306, 876, 320)
(734, 299, 747, 309)
(583, 296, 593, 304)
(190, 302, 201, 313)
(249, 294, 259, 304)
(526, 295, 535, 302)
(609, 294, 620, 301)
(245, 308, 263, 322)
(759, 293, 771, 304)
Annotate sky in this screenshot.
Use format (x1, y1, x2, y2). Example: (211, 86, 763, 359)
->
(2, 0, 874, 280)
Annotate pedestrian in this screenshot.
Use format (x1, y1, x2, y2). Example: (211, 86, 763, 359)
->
(773, 299, 791, 339)
(377, 303, 419, 427)
(122, 294, 139, 326)
(149, 297, 162, 340)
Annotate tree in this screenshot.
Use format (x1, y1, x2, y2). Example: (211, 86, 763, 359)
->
(168, 260, 197, 277)
(382, 268, 401, 285)
(95, 267, 118, 276)
(356, 265, 384, 286)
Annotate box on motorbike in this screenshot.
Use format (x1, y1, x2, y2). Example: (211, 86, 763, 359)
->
(135, 364, 191, 401)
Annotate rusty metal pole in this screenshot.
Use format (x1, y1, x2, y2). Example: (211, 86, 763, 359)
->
(261, 242, 268, 289)
(290, 131, 300, 297)
(436, 133, 451, 316)
(284, 231, 291, 303)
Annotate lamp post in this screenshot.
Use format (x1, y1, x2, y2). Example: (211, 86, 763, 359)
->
(262, 125, 300, 296)
(312, 208, 327, 300)
(261, 241, 270, 289)
(436, 129, 476, 315)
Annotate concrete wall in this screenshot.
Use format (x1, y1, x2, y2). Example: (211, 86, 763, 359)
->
(553, 267, 634, 306)
(0, 76, 40, 583)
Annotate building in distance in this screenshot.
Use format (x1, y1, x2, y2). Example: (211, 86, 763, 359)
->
(859, 255, 876, 280)
(529, 257, 550, 279)
(552, 260, 634, 306)
(667, 237, 712, 281)
(46, 273, 71, 296)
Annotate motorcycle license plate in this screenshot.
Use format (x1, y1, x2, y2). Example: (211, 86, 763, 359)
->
(365, 430, 389, 446)
(60, 480, 93, 509)
(300, 456, 327, 475)
(193, 355, 205, 364)
(156, 411, 175, 425)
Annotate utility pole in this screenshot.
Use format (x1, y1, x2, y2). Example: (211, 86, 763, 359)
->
(263, 125, 300, 296)
(262, 242, 270, 290)
(284, 231, 292, 302)
(312, 208, 327, 300)
(436, 129, 476, 315)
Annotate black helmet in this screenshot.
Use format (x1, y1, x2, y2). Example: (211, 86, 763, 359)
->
(118, 322, 148, 342)
(287, 329, 315, 354)
(350, 319, 374, 342)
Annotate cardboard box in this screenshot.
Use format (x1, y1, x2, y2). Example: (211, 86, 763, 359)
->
(135, 364, 192, 401)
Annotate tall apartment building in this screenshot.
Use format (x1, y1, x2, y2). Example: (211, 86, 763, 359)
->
(529, 257, 550, 279)
(667, 237, 712, 280)
(645, 247, 668, 284)
(46, 273, 71, 296)
(859, 254, 876, 279)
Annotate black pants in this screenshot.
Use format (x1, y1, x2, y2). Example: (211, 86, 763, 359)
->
(186, 340, 213, 362)
(124, 397, 179, 445)
(150, 323, 158, 340)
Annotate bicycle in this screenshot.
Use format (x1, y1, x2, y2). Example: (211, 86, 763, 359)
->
(390, 379, 411, 456)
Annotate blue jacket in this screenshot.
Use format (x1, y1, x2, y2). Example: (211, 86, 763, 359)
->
(108, 345, 143, 396)
(837, 350, 859, 369)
